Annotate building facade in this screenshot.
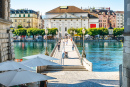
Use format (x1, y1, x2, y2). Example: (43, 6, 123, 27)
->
(0, 0, 15, 62)
(10, 9, 43, 29)
(84, 8, 116, 28)
(115, 11, 124, 28)
(44, 6, 99, 37)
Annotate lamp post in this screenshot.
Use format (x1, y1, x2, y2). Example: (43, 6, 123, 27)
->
(74, 30, 75, 42)
(108, 23, 114, 35)
(45, 29, 49, 56)
(82, 28, 86, 58)
(70, 30, 73, 40)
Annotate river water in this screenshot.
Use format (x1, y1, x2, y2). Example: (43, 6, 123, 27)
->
(14, 41, 123, 72)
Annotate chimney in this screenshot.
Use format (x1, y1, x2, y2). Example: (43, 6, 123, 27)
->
(81, 7, 82, 10)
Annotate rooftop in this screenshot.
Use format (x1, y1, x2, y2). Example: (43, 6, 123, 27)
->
(10, 9, 39, 14)
(46, 6, 87, 13)
(115, 11, 124, 13)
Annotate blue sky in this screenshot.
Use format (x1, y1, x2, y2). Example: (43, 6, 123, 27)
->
(11, 0, 124, 15)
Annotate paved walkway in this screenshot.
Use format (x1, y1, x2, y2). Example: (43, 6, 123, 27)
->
(52, 39, 81, 65)
(45, 39, 119, 87)
(45, 71, 119, 87)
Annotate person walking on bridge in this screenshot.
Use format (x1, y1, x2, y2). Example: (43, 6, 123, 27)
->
(72, 44, 75, 51)
(58, 42, 60, 52)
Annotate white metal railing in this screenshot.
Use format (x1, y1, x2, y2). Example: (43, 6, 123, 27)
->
(72, 40, 92, 71)
(72, 40, 82, 62)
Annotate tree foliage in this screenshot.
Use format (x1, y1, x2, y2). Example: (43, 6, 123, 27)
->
(68, 28, 87, 36)
(98, 28, 109, 38)
(87, 28, 99, 36)
(17, 25, 23, 29)
(14, 28, 27, 36)
(113, 28, 124, 37)
(75, 28, 87, 36)
(47, 28, 58, 36)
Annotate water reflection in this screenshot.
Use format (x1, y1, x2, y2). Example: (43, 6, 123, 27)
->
(14, 41, 123, 72)
(14, 41, 56, 60)
(76, 41, 123, 72)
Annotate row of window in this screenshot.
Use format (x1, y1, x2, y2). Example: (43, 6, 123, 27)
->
(47, 23, 86, 26)
(99, 23, 116, 27)
(11, 14, 31, 17)
(117, 23, 124, 25)
(117, 14, 124, 16)
(53, 19, 86, 21)
(99, 20, 115, 22)
(13, 19, 31, 22)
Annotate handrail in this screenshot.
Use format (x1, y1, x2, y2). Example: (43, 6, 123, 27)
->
(50, 41, 59, 57)
(72, 40, 82, 62)
(72, 40, 92, 71)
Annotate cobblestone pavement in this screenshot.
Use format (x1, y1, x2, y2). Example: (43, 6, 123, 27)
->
(45, 71, 119, 87)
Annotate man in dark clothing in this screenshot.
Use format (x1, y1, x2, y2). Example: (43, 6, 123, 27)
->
(72, 44, 75, 51)
(58, 43, 60, 51)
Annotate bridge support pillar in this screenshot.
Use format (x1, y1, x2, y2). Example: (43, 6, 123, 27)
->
(123, 0, 130, 87)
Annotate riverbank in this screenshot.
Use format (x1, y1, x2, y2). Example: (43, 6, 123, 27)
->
(13, 39, 120, 42)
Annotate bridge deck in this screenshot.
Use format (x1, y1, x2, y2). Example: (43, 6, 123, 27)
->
(44, 39, 119, 87)
(52, 39, 81, 65)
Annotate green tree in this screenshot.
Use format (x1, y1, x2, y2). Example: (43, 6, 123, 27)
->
(98, 28, 109, 39)
(27, 28, 39, 40)
(14, 28, 27, 40)
(75, 28, 87, 36)
(17, 25, 23, 28)
(88, 28, 98, 39)
(67, 28, 76, 36)
(47, 28, 58, 38)
(113, 28, 124, 37)
(39, 29, 45, 40)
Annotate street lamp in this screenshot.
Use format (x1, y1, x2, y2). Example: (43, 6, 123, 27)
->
(74, 30, 75, 42)
(82, 28, 86, 58)
(108, 23, 114, 35)
(45, 29, 49, 56)
(70, 30, 73, 40)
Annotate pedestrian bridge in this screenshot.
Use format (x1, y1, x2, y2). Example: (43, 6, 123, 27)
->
(49, 39, 92, 71)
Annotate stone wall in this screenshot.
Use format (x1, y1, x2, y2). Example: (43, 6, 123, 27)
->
(0, 0, 15, 63)
(123, 0, 130, 87)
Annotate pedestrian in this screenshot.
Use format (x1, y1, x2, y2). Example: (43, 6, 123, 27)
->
(71, 38, 72, 41)
(72, 44, 75, 51)
(66, 40, 68, 45)
(58, 43, 60, 51)
(62, 49, 65, 59)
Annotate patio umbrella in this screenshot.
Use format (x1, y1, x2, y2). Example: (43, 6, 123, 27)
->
(21, 57, 59, 67)
(0, 69, 56, 86)
(23, 54, 59, 60)
(0, 61, 33, 71)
